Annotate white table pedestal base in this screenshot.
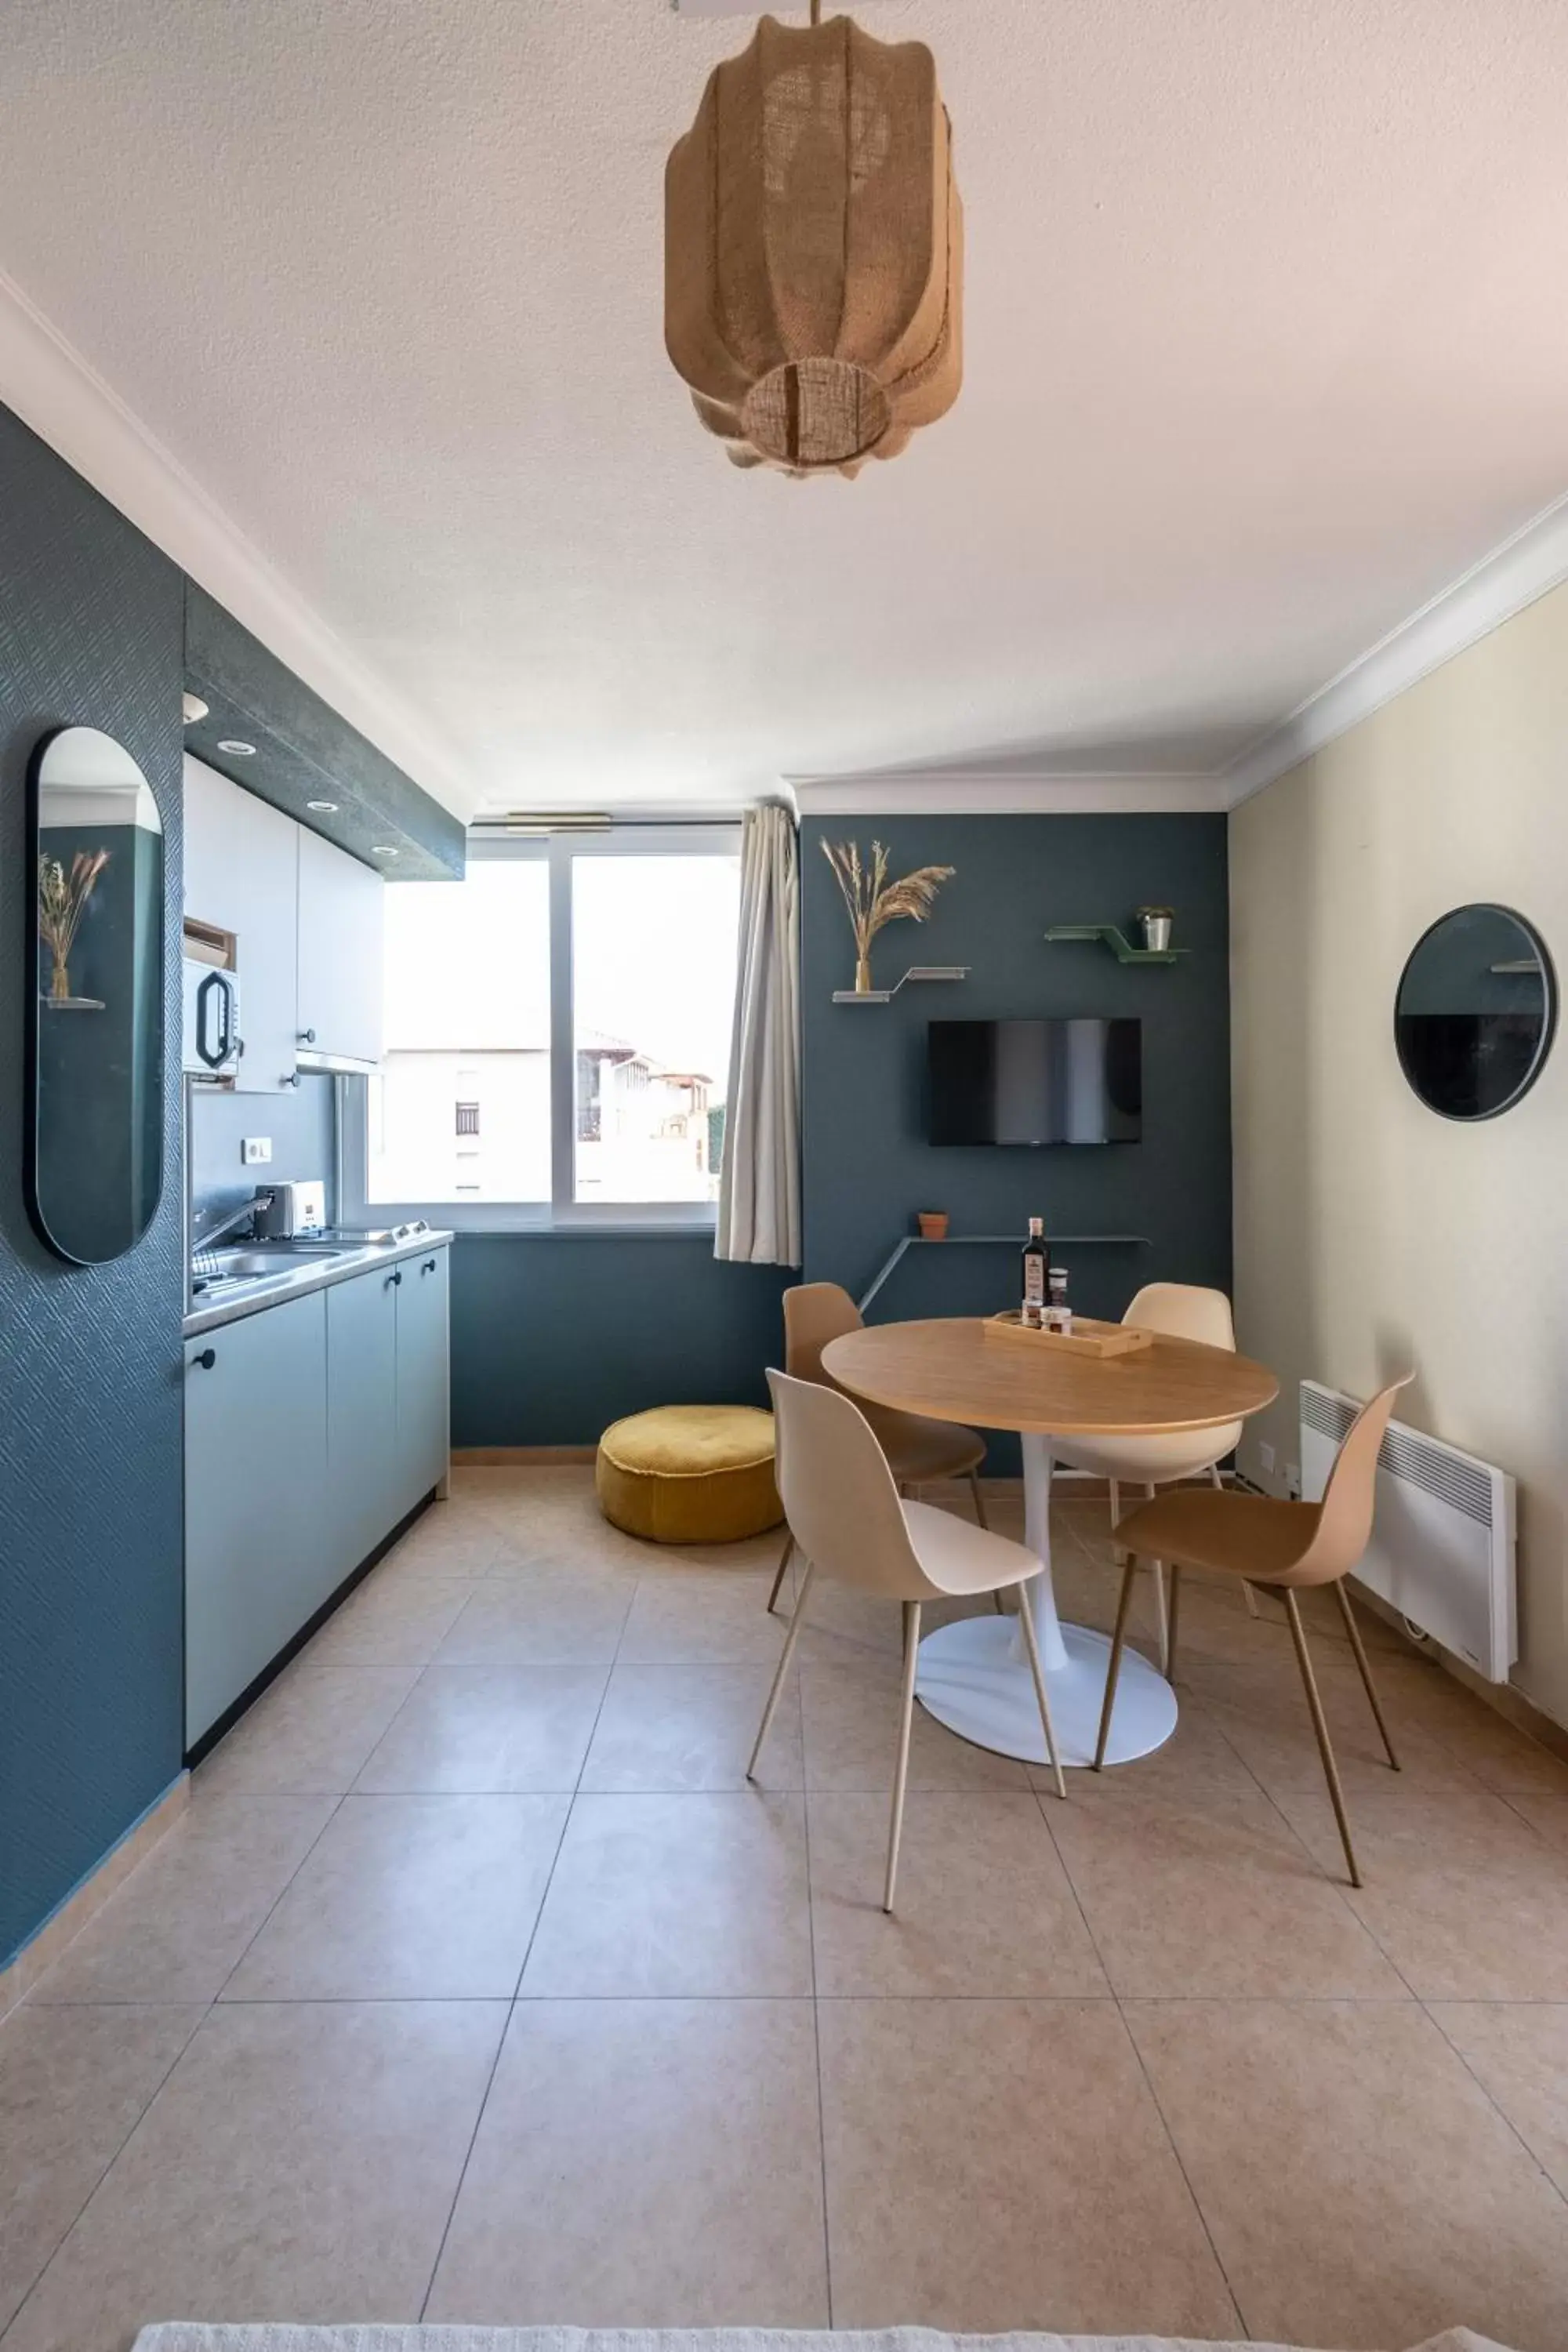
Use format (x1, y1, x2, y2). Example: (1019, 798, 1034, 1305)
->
(914, 1430, 1178, 1769)
(915, 1613, 1178, 1769)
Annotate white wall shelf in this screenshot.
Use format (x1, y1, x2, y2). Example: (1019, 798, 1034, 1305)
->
(831, 964, 969, 1004)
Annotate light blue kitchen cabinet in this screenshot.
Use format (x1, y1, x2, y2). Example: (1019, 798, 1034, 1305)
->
(394, 1246, 451, 1519)
(325, 1261, 401, 1584)
(185, 1241, 451, 1753)
(184, 1289, 328, 1744)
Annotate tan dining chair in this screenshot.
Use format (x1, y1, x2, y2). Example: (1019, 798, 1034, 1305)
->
(766, 1282, 991, 1615)
(751, 1367, 1066, 1911)
(1097, 1373, 1412, 1886)
(1049, 1282, 1256, 1668)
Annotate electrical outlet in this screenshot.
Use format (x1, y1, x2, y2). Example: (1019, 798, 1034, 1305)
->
(241, 1137, 272, 1165)
(1258, 1441, 1276, 1477)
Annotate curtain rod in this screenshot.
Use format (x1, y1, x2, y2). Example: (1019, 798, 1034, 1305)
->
(468, 811, 762, 836)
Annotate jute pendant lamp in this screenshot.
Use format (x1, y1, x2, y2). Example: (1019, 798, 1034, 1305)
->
(665, 2, 963, 477)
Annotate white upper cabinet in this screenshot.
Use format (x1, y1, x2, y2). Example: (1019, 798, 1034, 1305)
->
(183, 755, 301, 1095)
(297, 826, 384, 1068)
(183, 753, 387, 1092)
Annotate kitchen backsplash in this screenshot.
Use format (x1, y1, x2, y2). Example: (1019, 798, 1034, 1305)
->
(190, 1073, 337, 1236)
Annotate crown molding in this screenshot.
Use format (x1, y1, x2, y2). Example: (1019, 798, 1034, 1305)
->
(789, 771, 1229, 817)
(0, 265, 480, 822)
(1220, 488, 1568, 806)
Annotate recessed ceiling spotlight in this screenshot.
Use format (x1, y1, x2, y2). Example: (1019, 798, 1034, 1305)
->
(307, 799, 339, 814)
(217, 739, 256, 757)
(182, 692, 209, 725)
(371, 844, 398, 857)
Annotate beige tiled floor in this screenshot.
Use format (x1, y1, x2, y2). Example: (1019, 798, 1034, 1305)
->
(5, 1468, 1568, 2352)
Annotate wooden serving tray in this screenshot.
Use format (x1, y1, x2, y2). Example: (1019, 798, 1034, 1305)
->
(984, 1312, 1153, 1359)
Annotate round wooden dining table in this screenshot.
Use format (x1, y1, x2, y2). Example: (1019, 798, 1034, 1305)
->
(821, 1317, 1279, 1768)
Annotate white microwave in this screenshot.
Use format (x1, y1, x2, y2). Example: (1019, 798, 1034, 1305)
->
(182, 958, 241, 1080)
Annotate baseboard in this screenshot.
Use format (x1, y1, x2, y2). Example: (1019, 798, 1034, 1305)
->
(1351, 1580, 1568, 1765)
(450, 1458, 1116, 1486)
(452, 1446, 599, 1465)
(0, 1773, 189, 2021)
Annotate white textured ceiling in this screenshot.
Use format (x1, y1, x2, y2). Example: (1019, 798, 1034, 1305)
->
(3, 0, 1568, 815)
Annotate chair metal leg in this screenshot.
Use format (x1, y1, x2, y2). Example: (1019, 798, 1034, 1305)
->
(1211, 1463, 1261, 1616)
(884, 1597, 921, 1911)
(902, 1598, 917, 1664)
(1333, 1578, 1401, 1771)
(1282, 1588, 1363, 1888)
(1165, 1562, 1182, 1679)
(766, 1530, 795, 1617)
(1109, 1475, 1123, 1563)
(1094, 1555, 1139, 1769)
(1016, 1581, 1067, 1799)
(748, 1563, 815, 1780)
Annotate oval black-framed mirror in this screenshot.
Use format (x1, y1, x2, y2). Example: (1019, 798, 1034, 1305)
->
(26, 725, 165, 1264)
(1394, 902, 1556, 1123)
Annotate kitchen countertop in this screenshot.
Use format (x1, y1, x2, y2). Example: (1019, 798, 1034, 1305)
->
(183, 1228, 455, 1341)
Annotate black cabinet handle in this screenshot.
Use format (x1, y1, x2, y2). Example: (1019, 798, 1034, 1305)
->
(191, 1348, 216, 1370)
(385, 1269, 403, 1288)
(420, 1258, 437, 1274)
(297, 1027, 316, 1044)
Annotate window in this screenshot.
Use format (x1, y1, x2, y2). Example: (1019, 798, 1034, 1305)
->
(351, 829, 740, 1227)
(365, 861, 551, 1207)
(572, 855, 739, 1205)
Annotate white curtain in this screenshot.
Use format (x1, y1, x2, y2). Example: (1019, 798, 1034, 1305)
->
(716, 803, 801, 1266)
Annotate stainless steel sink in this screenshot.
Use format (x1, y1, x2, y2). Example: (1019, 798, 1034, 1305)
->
(209, 1244, 347, 1277)
(191, 1241, 359, 1297)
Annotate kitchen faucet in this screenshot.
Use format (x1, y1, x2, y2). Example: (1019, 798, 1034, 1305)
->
(192, 1190, 272, 1256)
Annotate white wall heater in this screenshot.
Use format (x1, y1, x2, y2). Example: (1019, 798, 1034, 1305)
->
(1299, 1382, 1517, 1683)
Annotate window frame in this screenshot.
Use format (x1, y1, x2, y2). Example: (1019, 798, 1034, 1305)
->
(339, 823, 742, 1235)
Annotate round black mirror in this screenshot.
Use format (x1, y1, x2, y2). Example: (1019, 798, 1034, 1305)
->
(27, 726, 165, 1263)
(1395, 904, 1555, 1122)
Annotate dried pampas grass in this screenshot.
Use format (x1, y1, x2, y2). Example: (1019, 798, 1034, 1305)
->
(822, 838, 955, 990)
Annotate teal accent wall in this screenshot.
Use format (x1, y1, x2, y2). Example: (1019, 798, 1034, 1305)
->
(447, 815, 1230, 1457)
(800, 813, 1232, 1469)
(449, 1235, 789, 1447)
(0, 405, 186, 1969)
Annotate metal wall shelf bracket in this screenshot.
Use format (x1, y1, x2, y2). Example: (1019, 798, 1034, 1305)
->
(832, 964, 970, 1005)
(858, 1231, 1152, 1316)
(1044, 924, 1188, 966)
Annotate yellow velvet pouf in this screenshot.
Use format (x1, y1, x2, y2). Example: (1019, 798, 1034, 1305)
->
(596, 1404, 782, 1544)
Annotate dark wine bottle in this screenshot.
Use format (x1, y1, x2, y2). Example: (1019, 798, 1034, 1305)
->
(1022, 1215, 1048, 1327)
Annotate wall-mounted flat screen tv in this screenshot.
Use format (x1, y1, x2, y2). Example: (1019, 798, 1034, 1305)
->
(927, 1019, 1142, 1145)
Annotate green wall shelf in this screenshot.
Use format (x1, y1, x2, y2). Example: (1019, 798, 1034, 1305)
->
(1044, 924, 1189, 966)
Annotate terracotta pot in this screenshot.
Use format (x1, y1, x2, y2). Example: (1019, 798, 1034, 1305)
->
(917, 1212, 949, 1241)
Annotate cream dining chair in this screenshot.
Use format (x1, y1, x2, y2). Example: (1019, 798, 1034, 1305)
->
(1048, 1282, 1256, 1667)
(1098, 1373, 1411, 1886)
(765, 1282, 992, 1615)
(750, 1368, 1066, 1911)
